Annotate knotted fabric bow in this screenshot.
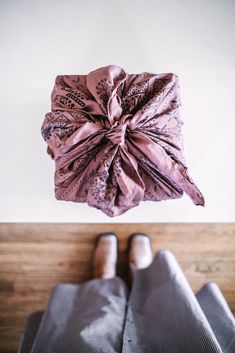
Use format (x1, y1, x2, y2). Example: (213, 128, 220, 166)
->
(41, 64, 205, 217)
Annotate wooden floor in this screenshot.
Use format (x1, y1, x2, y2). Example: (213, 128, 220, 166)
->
(0, 223, 234, 353)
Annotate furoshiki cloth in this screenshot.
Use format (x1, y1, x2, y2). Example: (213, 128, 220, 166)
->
(41, 65, 205, 217)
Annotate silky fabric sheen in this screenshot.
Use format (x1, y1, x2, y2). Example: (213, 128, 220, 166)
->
(41, 65, 205, 217)
(17, 250, 235, 353)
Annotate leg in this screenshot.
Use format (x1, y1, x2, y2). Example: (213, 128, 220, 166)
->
(127, 233, 153, 288)
(93, 232, 118, 279)
(196, 282, 235, 352)
(122, 242, 223, 353)
(18, 233, 129, 353)
(17, 312, 43, 353)
(31, 278, 128, 353)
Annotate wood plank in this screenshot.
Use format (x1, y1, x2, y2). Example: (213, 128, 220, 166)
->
(0, 223, 234, 353)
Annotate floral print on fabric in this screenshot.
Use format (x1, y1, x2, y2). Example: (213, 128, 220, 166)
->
(41, 65, 205, 217)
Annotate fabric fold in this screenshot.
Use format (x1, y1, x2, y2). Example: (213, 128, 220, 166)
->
(196, 282, 235, 352)
(29, 279, 128, 353)
(41, 65, 205, 216)
(122, 250, 223, 353)
(17, 250, 235, 353)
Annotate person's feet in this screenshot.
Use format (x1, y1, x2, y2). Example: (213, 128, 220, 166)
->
(93, 233, 118, 279)
(128, 233, 153, 269)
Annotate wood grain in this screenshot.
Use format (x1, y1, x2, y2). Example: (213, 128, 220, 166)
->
(0, 223, 234, 353)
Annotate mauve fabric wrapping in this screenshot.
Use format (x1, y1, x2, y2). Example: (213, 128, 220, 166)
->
(41, 65, 205, 217)
(17, 250, 235, 353)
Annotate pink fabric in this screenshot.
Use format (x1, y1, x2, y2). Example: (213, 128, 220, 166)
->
(41, 64, 205, 217)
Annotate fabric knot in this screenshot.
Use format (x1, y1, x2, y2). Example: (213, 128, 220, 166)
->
(106, 122, 127, 146)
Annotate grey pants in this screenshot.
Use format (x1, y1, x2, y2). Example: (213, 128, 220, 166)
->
(17, 250, 235, 353)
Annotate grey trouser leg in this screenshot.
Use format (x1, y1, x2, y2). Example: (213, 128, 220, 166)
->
(28, 277, 128, 353)
(122, 249, 223, 353)
(17, 250, 235, 353)
(196, 282, 235, 352)
(17, 312, 43, 353)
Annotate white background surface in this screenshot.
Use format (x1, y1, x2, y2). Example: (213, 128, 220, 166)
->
(1, 0, 234, 222)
